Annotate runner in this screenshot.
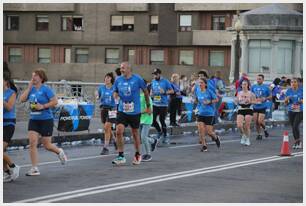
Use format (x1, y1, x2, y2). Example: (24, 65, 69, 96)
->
(285, 78, 303, 149)
(140, 88, 158, 162)
(112, 62, 151, 165)
(236, 80, 256, 146)
(3, 71, 20, 182)
(251, 74, 271, 140)
(97, 72, 117, 155)
(20, 68, 67, 176)
(194, 78, 221, 152)
(150, 68, 174, 144)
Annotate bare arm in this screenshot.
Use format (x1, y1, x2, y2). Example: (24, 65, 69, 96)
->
(4, 92, 16, 111)
(20, 80, 33, 103)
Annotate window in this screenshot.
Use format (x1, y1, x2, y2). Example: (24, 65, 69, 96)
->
(212, 15, 225, 30)
(248, 40, 271, 73)
(150, 16, 158, 32)
(111, 15, 134, 31)
(105, 49, 120, 64)
(38, 48, 51, 64)
(75, 48, 88, 63)
(128, 49, 135, 64)
(179, 50, 194, 65)
(64, 48, 71, 63)
(179, 15, 192, 32)
(62, 15, 83, 31)
(209, 51, 224, 67)
(36, 15, 49, 31)
(276, 41, 293, 74)
(150, 50, 164, 65)
(9, 48, 22, 63)
(7, 15, 19, 31)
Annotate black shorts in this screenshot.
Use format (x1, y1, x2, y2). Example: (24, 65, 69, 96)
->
(28, 119, 54, 137)
(197, 115, 215, 126)
(4, 125, 15, 143)
(253, 108, 266, 114)
(100, 107, 117, 124)
(116, 112, 141, 129)
(237, 109, 253, 116)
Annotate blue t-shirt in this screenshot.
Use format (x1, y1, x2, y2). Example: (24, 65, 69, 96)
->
(272, 85, 282, 97)
(195, 88, 217, 117)
(3, 88, 16, 126)
(151, 78, 172, 107)
(194, 79, 216, 95)
(27, 85, 55, 120)
(251, 84, 271, 109)
(114, 74, 146, 115)
(98, 84, 116, 108)
(285, 87, 303, 112)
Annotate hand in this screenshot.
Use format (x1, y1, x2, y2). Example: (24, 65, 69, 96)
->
(28, 78, 34, 88)
(145, 107, 152, 114)
(160, 88, 165, 94)
(203, 100, 211, 105)
(35, 103, 45, 110)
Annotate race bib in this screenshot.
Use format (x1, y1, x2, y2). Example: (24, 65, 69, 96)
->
(154, 95, 161, 102)
(123, 102, 134, 113)
(108, 110, 117, 119)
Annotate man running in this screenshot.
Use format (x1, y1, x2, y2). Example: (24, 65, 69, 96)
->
(112, 62, 151, 165)
(251, 74, 271, 140)
(150, 68, 174, 144)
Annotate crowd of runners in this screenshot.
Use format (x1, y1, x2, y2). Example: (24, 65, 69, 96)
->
(3, 61, 303, 183)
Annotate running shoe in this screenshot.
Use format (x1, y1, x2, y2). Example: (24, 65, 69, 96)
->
(215, 136, 221, 148)
(296, 141, 303, 149)
(58, 148, 67, 165)
(26, 167, 40, 176)
(3, 172, 12, 183)
(132, 154, 142, 165)
(163, 136, 170, 145)
(292, 143, 297, 149)
(264, 130, 269, 138)
(256, 135, 263, 140)
(240, 135, 246, 145)
(151, 139, 158, 152)
(142, 154, 152, 162)
(112, 155, 126, 165)
(245, 137, 251, 146)
(201, 145, 208, 152)
(9, 165, 20, 181)
(100, 147, 109, 155)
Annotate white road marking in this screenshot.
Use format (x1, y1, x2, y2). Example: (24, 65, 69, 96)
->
(14, 152, 303, 203)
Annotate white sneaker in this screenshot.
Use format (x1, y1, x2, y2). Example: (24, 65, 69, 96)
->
(296, 142, 303, 149)
(26, 167, 40, 176)
(58, 148, 67, 165)
(9, 165, 20, 181)
(3, 172, 12, 183)
(240, 135, 246, 145)
(245, 137, 251, 146)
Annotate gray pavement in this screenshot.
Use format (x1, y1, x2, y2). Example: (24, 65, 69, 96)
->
(4, 126, 303, 203)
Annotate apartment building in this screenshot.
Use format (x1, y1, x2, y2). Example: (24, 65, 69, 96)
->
(3, 3, 302, 83)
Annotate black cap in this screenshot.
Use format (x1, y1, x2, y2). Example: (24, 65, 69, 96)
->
(152, 68, 161, 75)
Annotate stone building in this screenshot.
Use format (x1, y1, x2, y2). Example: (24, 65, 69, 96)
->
(3, 3, 302, 83)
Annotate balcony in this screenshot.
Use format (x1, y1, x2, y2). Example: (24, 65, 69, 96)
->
(192, 30, 232, 46)
(4, 3, 75, 11)
(116, 3, 148, 12)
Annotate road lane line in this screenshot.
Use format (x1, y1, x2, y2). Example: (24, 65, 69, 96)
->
(42, 153, 304, 203)
(14, 152, 302, 203)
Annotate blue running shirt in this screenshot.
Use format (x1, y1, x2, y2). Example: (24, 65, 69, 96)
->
(251, 84, 270, 110)
(151, 78, 172, 107)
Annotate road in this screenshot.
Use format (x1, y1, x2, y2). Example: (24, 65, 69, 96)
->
(4, 126, 303, 203)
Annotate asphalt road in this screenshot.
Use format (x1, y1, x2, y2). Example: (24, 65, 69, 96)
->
(4, 126, 303, 203)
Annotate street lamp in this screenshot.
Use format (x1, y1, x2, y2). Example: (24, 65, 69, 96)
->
(234, 16, 242, 82)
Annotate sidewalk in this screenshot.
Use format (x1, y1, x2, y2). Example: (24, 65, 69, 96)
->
(9, 118, 289, 147)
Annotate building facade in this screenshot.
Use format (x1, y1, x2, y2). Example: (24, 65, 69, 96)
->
(3, 3, 302, 83)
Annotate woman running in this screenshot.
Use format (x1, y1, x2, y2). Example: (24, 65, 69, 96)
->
(285, 78, 303, 149)
(194, 78, 221, 152)
(20, 68, 67, 176)
(3, 71, 20, 182)
(236, 80, 256, 146)
(97, 72, 117, 155)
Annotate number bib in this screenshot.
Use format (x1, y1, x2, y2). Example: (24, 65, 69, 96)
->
(154, 95, 161, 102)
(108, 110, 117, 119)
(123, 102, 134, 113)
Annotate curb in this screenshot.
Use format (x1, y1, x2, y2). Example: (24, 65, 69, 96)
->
(8, 120, 289, 148)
